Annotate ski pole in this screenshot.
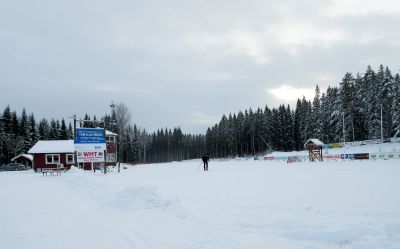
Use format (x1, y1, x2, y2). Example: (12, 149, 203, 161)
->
(196, 162, 202, 171)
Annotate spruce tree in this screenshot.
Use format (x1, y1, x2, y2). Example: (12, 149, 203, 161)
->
(68, 123, 73, 139)
(298, 96, 309, 144)
(364, 65, 380, 139)
(38, 119, 50, 140)
(19, 108, 31, 152)
(59, 119, 68, 139)
(29, 113, 38, 146)
(382, 66, 394, 137)
(330, 87, 342, 142)
(236, 111, 245, 156)
(48, 119, 59, 140)
(270, 107, 280, 150)
(292, 99, 302, 150)
(12, 111, 19, 137)
(311, 85, 322, 138)
(263, 105, 273, 151)
(2, 105, 13, 134)
(392, 74, 400, 137)
(353, 73, 368, 140)
(339, 72, 355, 142)
(319, 92, 331, 143)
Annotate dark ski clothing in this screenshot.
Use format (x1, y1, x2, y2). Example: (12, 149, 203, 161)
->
(202, 154, 209, 171)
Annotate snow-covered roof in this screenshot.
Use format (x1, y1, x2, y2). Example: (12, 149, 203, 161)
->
(11, 154, 33, 161)
(93, 127, 118, 136)
(304, 139, 324, 147)
(28, 140, 74, 154)
(106, 130, 118, 136)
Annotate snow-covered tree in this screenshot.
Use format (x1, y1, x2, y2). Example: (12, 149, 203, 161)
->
(353, 73, 368, 140)
(392, 74, 400, 136)
(59, 119, 68, 139)
(311, 85, 322, 138)
(19, 108, 31, 152)
(381, 66, 394, 137)
(38, 119, 50, 140)
(339, 73, 355, 142)
(364, 65, 381, 139)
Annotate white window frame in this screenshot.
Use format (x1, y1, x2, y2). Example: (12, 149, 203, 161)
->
(107, 153, 116, 162)
(106, 136, 115, 143)
(46, 154, 60, 164)
(66, 154, 75, 164)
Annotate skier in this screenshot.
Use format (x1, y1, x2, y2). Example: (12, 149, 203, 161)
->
(202, 153, 210, 171)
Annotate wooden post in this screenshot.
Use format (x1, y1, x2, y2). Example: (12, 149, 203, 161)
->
(104, 149, 107, 174)
(104, 128, 107, 174)
(74, 115, 78, 168)
(320, 148, 323, 161)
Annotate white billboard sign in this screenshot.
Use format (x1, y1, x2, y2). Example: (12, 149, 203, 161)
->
(74, 128, 106, 163)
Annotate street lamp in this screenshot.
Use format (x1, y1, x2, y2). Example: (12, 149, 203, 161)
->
(109, 102, 120, 172)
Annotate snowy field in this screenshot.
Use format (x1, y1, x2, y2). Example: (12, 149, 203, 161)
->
(1, 159, 400, 249)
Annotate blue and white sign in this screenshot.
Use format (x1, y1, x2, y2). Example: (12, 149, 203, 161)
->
(341, 154, 355, 159)
(74, 128, 106, 163)
(75, 128, 106, 144)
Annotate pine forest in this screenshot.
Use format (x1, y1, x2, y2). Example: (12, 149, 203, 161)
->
(1, 65, 400, 165)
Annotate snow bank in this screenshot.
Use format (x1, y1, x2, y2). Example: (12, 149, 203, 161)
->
(109, 186, 174, 210)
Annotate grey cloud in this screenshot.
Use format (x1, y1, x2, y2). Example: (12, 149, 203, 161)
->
(0, 0, 399, 133)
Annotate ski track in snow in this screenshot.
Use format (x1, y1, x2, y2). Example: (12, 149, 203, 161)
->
(1, 158, 400, 249)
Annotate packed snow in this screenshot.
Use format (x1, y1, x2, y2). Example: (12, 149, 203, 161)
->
(1, 153, 400, 249)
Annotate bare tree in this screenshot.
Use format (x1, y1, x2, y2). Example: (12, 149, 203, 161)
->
(115, 102, 131, 164)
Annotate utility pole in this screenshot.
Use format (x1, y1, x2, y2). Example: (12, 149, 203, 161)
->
(110, 102, 120, 173)
(73, 115, 78, 168)
(381, 105, 383, 143)
(342, 112, 346, 144)
(103, 129, 107, 174)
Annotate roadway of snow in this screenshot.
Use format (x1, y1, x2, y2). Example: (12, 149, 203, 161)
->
(1, 159, 400, 249)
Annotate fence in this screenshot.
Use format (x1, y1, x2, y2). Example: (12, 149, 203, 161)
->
(263, 152, 400, 163)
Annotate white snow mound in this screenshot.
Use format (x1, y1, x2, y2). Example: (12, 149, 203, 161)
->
(110, 186, 173, 210)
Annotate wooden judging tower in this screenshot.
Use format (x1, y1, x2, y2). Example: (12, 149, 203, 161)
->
(304, 139, 324, 162)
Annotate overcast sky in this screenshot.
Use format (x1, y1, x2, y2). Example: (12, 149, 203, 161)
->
(1, 0, 399, 134)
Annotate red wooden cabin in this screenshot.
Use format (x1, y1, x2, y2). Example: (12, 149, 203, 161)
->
(28, 130, 118, 172)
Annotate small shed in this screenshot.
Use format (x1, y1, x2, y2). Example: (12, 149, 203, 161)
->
(11, 154, 33, 168)
(304, 139, 324, 162)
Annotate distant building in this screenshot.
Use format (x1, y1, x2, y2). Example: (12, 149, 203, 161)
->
(11, 154, 33, 168)
(28, 130, 118, 171)
(304, 139, 324, 162)
(105, 130, 118, 164)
